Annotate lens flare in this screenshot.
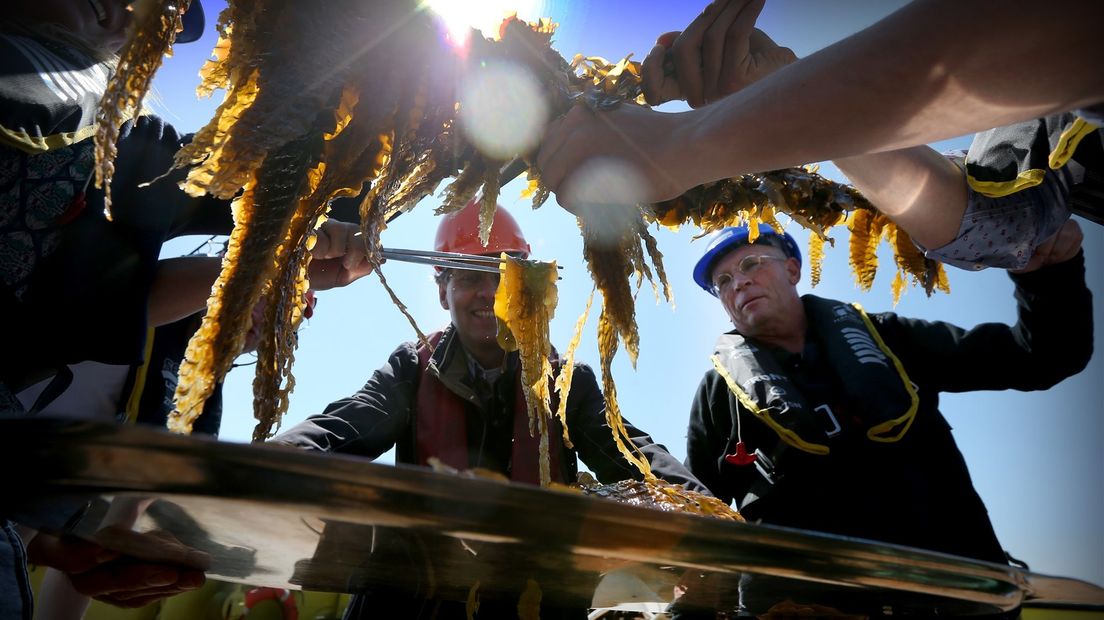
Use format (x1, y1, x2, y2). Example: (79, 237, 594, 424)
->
(562, 157, 649, 246)
(459, 60, 549, 160)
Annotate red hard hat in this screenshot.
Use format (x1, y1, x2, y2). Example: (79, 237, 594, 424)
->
(434, 199, 530, 257)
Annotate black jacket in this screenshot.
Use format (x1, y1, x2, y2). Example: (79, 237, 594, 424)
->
(276, 324, 705, 491)
(1, 31, 233, 391)
(686, 253, 1093, 563)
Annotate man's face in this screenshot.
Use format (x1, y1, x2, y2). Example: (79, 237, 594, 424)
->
(17, 0, 132, 51)
(711, 242, 802, 337)
(439, 269, 501, 351)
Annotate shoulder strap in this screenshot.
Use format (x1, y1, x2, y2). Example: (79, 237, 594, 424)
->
(711, 335, 829, 455)
(805, 297, 918, 443)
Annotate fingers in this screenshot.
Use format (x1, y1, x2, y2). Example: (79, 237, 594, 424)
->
(311, 220, 345, 260)
(91, 526, 209, 569)
(29, 530, 207, 608)
(702, 0, 763, 103)
(641, 41, 675, 106)
(308, 221, 372, 289)
(70, 561, 205, 606)
(721, 23, 793, 94)
(25, 533, 116, 574)
(655, 31, 679, 49)
(1050, 219, 1084, 260)
(663, 0, 775, 107)
(670, 1, 723, 108)
(308, 255, 375, 290)
(1011, 220, 1083, 273)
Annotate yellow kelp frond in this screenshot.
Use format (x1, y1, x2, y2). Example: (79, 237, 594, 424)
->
(178, 1, 372, 200)
(519, 175, 541, 200)
(376, 269, 432, 351)
(249, 161, 325, 441)
(887, 223, 948, 304)
(891, 270, 908, 307)
(517, 579, 542, 620)
(94, 0, 190, 217)
(641, 223, 673, 305)
(809, 231, 825, 287)
(757, 204, 786, 238)
(934, 262, 951, 295)
(171, 135, 321, 434)
(478, 167, 503, 246)
(596, 313, 654, 481)
(554, 288, 595, 449)
(525, 166, 552, 209)
(194, 26, 231, 98)
(438, 157, 488, 214)
(466, 581, 480, 620)
(493, 256, 559, 487)
(646, 167, 858, 244)
(174, 68, 262, 197)
(574, 203, 669, 482)
(579, 477, 743, 521)
(848, 209, 888, 292)
(580, 205, 643, 369)
(572, 54, 646, 104)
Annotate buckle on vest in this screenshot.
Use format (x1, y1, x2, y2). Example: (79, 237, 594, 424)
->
(816, 404, 842, 438)
(753, 449, 781, 485)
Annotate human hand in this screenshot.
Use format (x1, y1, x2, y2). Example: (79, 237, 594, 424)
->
(536, 103, 701, 208)
(1011, 219, 1083, 274)
(26, 527, 207, 609)
(308, 220, 375, 290)
(641, 0, 796, 108)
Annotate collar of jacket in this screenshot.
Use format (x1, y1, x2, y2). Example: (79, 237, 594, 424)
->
(425, 324, 518, 402)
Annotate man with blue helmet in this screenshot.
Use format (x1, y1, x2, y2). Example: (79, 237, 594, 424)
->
(683, 219, 1091, 577)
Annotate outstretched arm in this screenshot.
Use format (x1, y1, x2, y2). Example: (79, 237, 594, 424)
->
(272, 344, 419, 458)
(148, 220, 372, 327)
(833, 146, 968, 251)
(538, 0, 1104, 207)
(879, 220, 1092, 393)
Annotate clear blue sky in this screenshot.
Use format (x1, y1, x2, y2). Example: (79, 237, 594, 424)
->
(156, 0, 1103, 587)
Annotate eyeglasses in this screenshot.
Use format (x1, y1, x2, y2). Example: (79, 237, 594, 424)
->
(449, 270, 501, 290)
(711, 254, 787, 294)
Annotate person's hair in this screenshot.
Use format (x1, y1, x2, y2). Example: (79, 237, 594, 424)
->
(434, 269, 451, 286)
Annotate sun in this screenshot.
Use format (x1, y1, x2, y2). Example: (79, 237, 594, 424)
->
(422, 0, 544, 41)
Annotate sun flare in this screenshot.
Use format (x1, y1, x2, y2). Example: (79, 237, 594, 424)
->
(423, 0, 544, 41)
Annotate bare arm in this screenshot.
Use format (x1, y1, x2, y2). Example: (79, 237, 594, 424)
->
(538, 0, 1104, 205)
(148, 220, 372, 328)
(147, 256, 222, 328)
(833, 146, 968, 250)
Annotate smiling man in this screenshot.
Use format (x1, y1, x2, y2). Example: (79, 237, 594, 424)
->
(684, 220, 1093, 580)
(275, 199, 703, 619)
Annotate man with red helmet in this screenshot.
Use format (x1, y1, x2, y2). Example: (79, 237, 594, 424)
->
(275, 199, 704, 619)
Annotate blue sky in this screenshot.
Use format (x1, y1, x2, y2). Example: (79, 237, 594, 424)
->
(156, 1, 1103, 587)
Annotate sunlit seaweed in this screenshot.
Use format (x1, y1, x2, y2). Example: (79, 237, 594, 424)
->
(494, 256, 559, 487)
(99, 5, 945, 446)
(94, 0, 191, 217)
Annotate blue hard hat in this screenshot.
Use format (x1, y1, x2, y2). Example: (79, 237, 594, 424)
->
(692, 224, 802, 295)
(177, 1, 205, 44)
